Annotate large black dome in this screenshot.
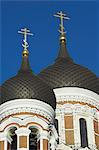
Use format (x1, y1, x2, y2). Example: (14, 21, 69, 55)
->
(0, 54, 56, 109)
(38, 38, 99, 94)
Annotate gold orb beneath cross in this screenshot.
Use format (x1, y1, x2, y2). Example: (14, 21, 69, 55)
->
(22, 49, 29, 57)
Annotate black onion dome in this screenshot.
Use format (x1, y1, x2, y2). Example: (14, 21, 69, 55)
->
(1, 53, 56, 109)
(38, 36, 99, 94)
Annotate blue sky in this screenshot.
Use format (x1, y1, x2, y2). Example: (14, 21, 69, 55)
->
(0, 0, 99, 85)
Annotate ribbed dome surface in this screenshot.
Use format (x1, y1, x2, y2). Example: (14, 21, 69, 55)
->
(39, 59, 99, 94)
(38, 38, 99, 94)
(0, 56, 56, 109)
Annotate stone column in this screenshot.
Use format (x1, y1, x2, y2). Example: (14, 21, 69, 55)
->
(15, 127, 31, 150)
(73, 112, 81, 148)
(38, 130, 49, 150)
(50, 135, 58, 150)
(0, 132, 12, 150)
(87, 116, 96, 149)
(60, 112, 65, 144)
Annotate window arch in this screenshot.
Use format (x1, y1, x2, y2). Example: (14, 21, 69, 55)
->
(79, 118, 88, 148)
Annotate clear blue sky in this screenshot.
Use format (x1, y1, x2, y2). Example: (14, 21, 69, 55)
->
(0, 0, 99, 85)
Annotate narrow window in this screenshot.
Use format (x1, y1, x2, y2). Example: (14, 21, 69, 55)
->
(55, 119, 59, 144)
(29, 127, 38, 150)
(8, 127, 17, 150)
(79, 118, 88, 148)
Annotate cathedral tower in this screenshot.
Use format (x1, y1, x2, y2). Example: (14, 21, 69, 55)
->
(38, 11, 99, 150)
(0, 28, 58, 150)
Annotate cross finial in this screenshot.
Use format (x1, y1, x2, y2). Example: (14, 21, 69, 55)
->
(54, 11, 70, 35)
(18, 28, 33, 50)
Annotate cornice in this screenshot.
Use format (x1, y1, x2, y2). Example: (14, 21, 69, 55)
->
(54, 87, 99, 109)
(0, 99, 55, 122)
(56, 103, 98, 119)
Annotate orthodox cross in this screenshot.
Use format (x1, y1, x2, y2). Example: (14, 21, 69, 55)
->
(54, 11, 70, 35)
(18, 28, 33, 50)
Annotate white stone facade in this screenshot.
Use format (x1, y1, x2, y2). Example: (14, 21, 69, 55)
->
(0, 88, 99, 150)
(54, 87, 99, 150)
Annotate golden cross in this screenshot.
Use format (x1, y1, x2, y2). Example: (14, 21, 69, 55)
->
(18, 28, 33, 50)
(54, 11, 70, 35)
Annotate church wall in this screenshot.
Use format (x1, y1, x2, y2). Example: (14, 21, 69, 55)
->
(94, 119, 99, 149)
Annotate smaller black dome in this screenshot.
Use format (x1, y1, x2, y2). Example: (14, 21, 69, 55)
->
(0, 55, 56, 109)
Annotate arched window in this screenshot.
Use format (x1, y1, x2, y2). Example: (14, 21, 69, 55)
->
(79, 118, 88, 148)
(29, 127, 39, 150)
(8, 127, 17, 150)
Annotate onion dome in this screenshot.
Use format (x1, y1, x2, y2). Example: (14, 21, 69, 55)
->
(38, 12, 99, 94)
(0, 28, 56, 109)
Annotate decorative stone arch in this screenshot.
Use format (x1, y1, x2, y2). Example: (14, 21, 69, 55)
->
(4, 124, 19, 134)
(27, 123, 43, 134)
(0, 114, 49, 132)
(0, 117, 20, 132)
(25, 115, 49, 130)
